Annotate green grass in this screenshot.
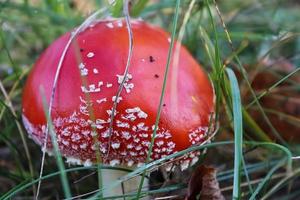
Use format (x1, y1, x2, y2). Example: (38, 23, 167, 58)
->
(1, 0, 300, 199)
(136, 0, 181, 198)
(40, 87, 72, 198)
(226, 68, 243, 199)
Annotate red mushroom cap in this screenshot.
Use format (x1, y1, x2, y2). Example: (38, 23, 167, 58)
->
(22, 19, 215, 169)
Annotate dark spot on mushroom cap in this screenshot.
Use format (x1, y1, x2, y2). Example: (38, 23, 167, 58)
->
(149, 56, 155, 63)
(163, 103, 166, 107)
(80, 48, 84, 52)
(154, 74, 159, 78)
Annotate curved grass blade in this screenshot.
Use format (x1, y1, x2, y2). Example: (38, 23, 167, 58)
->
(261, 167, 300, 200)
(0, 77, 36, 195)
(0, 165, 130, 199)
(135, 0, 181, 199)
(80, 141, 292, 199)
(35, 8, 107, 199)
(226, 68, 243, 199)
(246, 67, 300, 109)
(249, 159, 287, 200)
(1, 140, 292, 199)
(211, 0, 287, 145)
(40, 87, 72, 198)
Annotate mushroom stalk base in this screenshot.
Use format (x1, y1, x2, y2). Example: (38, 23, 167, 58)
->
(102, 169, 149, 199)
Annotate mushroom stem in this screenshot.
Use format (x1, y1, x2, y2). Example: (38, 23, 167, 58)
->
(101, 169, 149, 199)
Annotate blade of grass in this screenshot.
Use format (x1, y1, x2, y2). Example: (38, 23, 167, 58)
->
(203, 0, 271, 144)
(246, 67, 300, 109)
(205, 0, 223, 120)
(241, 156, 254, 195)
(0, 78, 36, 195)
(131, 0, 149, 17)
(170, 0, 196, 117)
(105, 0, 133, 160)
(0, 1, 76, 24)
(75, 140, 292, 199)
(212, 0, 287, 145)
(135, 0, 181, 199)
(0, 29, 20, 79)
(140, 1, 177, 17)
(40, 87, 72, 198)
(261, 167, 300, 200)
(35, 8, 107, 199)
(226, 68, 243, 199)
(2, 140, 291, 199)
(218, 159, 279, 181)
(1, 165, 131, 199)
(242, 108, 272, 142)
(249, 159, 286, 200)
(0, 67, 29, 120)
(109, 0, 123, 17)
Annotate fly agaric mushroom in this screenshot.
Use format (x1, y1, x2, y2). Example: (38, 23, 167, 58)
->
(22, 19, 215, 170)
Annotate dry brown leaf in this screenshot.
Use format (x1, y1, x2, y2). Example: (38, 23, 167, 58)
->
(248, 58, 300, 142)
(186, 165, 225, 200)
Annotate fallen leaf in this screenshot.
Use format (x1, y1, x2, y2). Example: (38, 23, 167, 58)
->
(248, 58, 300, 142)
(186, 165, 225, 200)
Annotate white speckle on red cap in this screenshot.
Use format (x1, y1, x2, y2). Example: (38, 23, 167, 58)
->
(93, 68, 99, 74)
(127, 160, 134, 167)
(112, 96, 122, 103)
(80, 143, 87, 149)
(142, 133, 149, 138)
(91, 143, 99, 151)
(90, 131, 98, 137)
(87, 52, 95, 58)
(72, 145, 78, 150)
(188, 126, 208, 145)
(98, 81, 104, 87)
(100, 144, 107, 153)
(135, 145, 142, 151)
(117, 20, 123, 27)
(71, 133, 81, 142)
(110, 159, 120, 166)
(121, 131, 131, 140)
(82, 130, 90, 137)
(79, 63, 88, 76)
(124, 83, 134, 93)
(62, 129, 71, 136)
(130, 151, 137, 156)
(122, 113, 136, 121)
(81, 84, 102, 93)
(116, 74, 134, 93)
(127, 143, 134, 149)
(106, 22, 114, 29)
(101, 130, 110, 138)
(125, 107, 148, 119)
(111, 142, 120, 149)
(62, 140, 69, 146)
(83, 159, 93, 167)
(137, 122, 149, 131)
(96, 98, 107, 104)
(116, 120, 130, 128)
(133, 138, 140, 143)
(156, 140, 164, 147)
(66, 157, 82, 165)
